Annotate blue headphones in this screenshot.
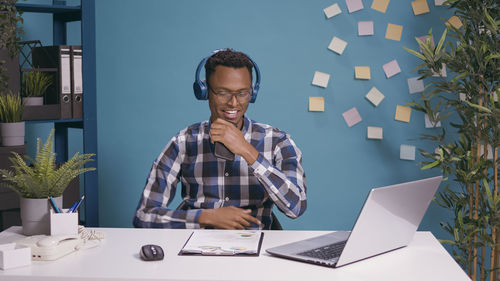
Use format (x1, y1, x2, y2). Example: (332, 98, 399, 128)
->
(193, 49, 261, 103)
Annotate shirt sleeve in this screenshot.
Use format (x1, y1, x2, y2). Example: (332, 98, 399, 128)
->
(249, 134, 307, 219)
(133, 135, 202, 228)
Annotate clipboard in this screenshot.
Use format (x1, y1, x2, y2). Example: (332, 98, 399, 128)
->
(178, 230, 264, 256)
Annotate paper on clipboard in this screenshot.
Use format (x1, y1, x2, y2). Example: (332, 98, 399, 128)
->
(179, 230, 264, 256)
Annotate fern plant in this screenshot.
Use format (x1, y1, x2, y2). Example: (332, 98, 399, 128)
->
(0, 92, 23, 122)
(22, 71, 52, 97)
(0, 129, 96, 198)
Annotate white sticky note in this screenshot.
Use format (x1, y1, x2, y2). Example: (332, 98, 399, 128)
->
(435, 0, 446, 5)
(367, 126, 383, 139)
(432, 63, 447, 77)
(324, 3, 342, 18)
(328, 36, 348, 55)
(382, 60, 401, 78)
(358, 21, 374, 36)
(400, 145, 416, 161)
(480, 144, 494, 160)
(346, 0, 364, 13)
(408, 77, 425, 94)
(459, 92, 467, 101)
(365, 87, 385, 107)
(425, 114, 441, 128)
(342, 107, 362, 127)
(493, 91, 498, 102)
(312, 71, 330, 88)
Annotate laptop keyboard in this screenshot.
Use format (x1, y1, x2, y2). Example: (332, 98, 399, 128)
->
(297, 240, 347, 261)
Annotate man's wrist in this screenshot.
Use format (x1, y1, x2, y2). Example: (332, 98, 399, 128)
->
(240, 142, 259, 165)
(199, 209, 213, 227)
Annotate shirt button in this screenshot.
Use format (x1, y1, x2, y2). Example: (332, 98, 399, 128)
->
(224, 172, 229, 176)
(225, 197, 229, 201)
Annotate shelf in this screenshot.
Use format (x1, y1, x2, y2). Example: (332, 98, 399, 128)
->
(15, 3, 81, 22)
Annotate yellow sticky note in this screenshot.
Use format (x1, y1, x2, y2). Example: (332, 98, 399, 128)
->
(309, 97, 324, 112)
(355, 66, 371, 80)
(395, 105, 412, 123)
(411, 0, 430, 16)
(446, 16, 463, 29)
(371, 0, 390, 13)
(385, 24, 403, 41)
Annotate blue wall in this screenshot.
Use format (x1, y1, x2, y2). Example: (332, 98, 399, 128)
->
(22, 0, 456, 238)
(95, 0, 455, 235)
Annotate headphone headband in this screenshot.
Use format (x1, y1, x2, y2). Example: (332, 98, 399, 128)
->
(193, 49, 261, 103)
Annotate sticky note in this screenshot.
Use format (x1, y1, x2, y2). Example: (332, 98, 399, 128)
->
(312, 71, 330, 88)
(385, 23, 403, 41)
(400, 145, 416, 161)
(367, 126, 383, 139)
(493, 91, 498, 102)
(346, 0, 364, 13)
(342, 107, 362, 127)
(365, 87, 385, 107)
(435, 0, 446, 5)
(459, 93, 467, 101)
(395, 105, 412, 123)
(446, 16, 463, 29)
(408, 77, 425, 94)
(411, 0, 430, 15)
(328, 36, 348, 55)
(324, 3, 342, 18)
(432, 63, 447, 77)
(371, 0, 390, 13)
(355, 66, 371, 80)
(309, 97, 325, 112)
(358, 21, 374, 36)
(425, 113, 441, 128)
(382, 60, 401, 78)
(481, 144, 494, 160)
(417, 35, 435, 46)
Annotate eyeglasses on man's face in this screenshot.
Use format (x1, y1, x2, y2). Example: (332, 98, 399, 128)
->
(209, 88, 252, 103)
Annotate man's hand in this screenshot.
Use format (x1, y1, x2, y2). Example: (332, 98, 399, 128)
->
(199, 206, 261, 229)
(210, 118, 259, 164)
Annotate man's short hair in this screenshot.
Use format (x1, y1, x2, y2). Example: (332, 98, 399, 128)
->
(205, 49, 254, 84)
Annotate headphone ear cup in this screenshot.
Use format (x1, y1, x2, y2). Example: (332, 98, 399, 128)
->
(193, 79, 208, 100)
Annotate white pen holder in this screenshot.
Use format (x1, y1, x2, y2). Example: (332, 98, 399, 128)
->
(50, 209, 78, 236)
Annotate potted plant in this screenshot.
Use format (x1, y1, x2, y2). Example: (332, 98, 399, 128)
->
(21, 70, 52, 106)
(0, 92, 24, 146)
(403, 0, 499, 280)
(0, 129, 95, 235)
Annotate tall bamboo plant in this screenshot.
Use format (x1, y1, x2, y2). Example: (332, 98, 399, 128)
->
(403, 1, 499, 280)
(0, 0, 23, 92)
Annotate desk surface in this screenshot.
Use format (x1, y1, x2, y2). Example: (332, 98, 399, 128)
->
(0, 227, 470, 281)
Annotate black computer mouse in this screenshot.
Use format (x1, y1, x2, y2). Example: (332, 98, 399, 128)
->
(140, 244, 164, 261)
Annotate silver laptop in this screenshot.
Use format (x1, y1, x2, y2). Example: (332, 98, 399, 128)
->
(266, 176, 442, 267)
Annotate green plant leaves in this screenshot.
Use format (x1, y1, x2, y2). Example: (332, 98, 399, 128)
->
(0, 129, 95, 198)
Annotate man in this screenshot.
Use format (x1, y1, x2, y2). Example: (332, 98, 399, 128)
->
(133, 49, 306, 229)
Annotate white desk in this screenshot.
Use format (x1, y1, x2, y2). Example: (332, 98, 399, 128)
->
(0, 227, 470, 281)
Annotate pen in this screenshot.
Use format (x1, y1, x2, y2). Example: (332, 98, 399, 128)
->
(48, 196, 61, 213)
(72, 195, 85, 213)
(67, 201, 78, 213)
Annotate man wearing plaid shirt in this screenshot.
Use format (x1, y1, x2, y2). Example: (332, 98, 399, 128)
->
(133, 49, 307, 229)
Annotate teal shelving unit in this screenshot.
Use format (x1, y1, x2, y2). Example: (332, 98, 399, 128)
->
(15, 0, 98, 226)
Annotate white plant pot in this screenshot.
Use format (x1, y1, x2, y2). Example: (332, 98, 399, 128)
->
(0, 122, 25, 146)
(22, 97, 43, 106)
(20, 196, 63, 236)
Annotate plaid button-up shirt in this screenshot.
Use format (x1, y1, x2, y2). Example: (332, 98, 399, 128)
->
(133, 115, 307, 229)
